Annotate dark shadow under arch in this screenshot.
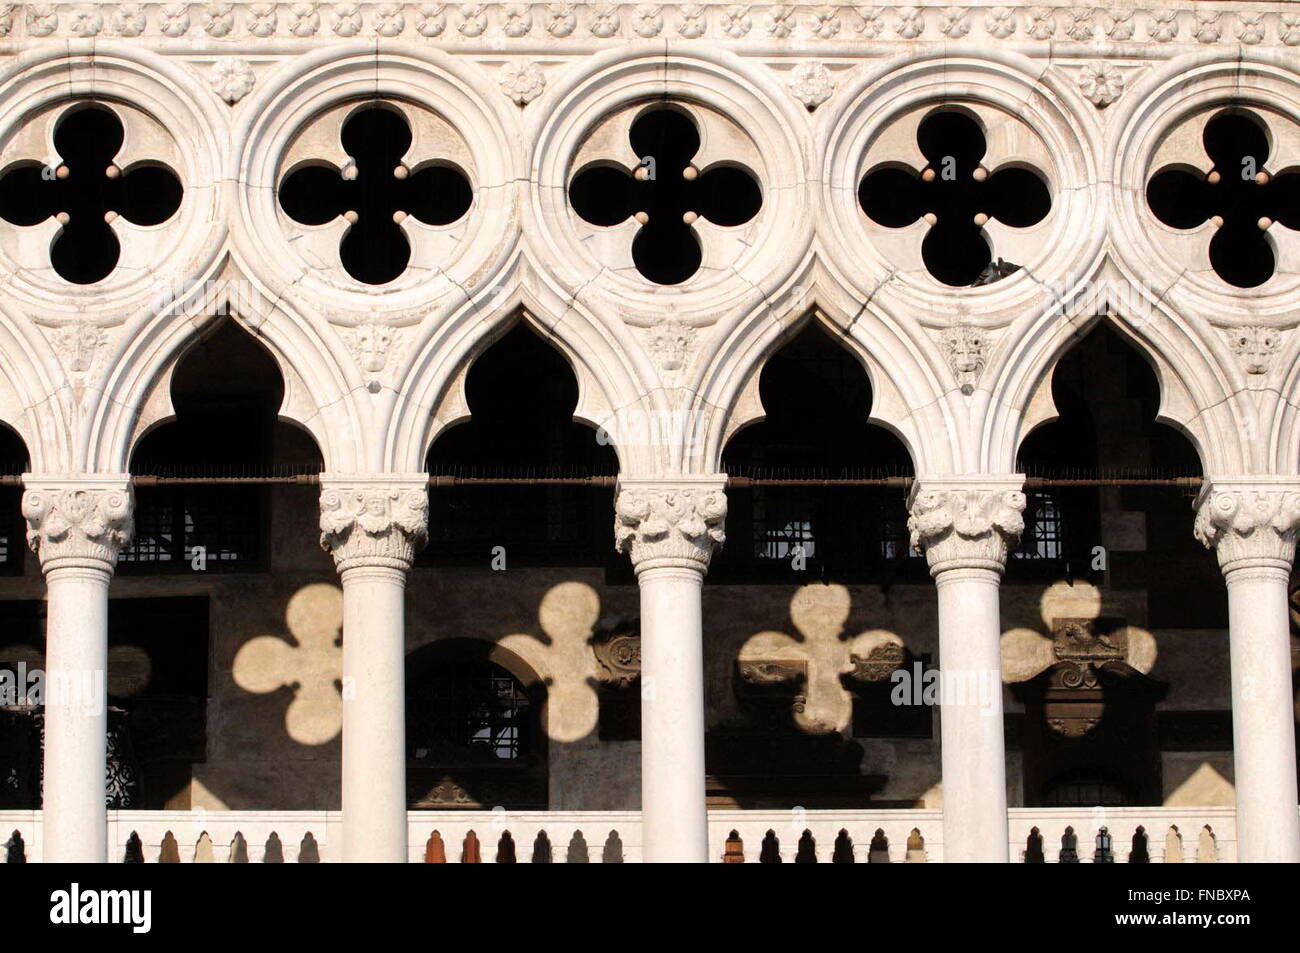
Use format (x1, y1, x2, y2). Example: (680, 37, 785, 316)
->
(0, 424, 29, 575)
(423, 321, 617, 568)
(716, 319, 919, 583)
(125, 318, 323, 572)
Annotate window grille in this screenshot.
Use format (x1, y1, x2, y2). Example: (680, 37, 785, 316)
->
(1014, 490, 1066, 561)
(409, 658, 531, 762)
(119, 487, 263, 570)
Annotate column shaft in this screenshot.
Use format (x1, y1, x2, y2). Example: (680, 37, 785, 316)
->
(42, 565, 112, 863)
(934, 566, 1008, 862)
(1224, 566, 1300, 862)
(638, 565, 708, 863)
(319, 476, 428, 864)
(340, 565, 410, 863)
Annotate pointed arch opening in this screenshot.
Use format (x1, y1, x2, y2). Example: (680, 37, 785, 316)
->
(717, 321, 919, 583)
(422, 321, 618, 568)
(125, 318, 324, 573)
(1010, 320, 1221, 810)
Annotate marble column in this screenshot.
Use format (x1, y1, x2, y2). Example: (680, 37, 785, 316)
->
(22, 476, 133, 864)
(320, 475, 428, 863)
(1194, 481, 1300, 863)
(908, 477, 1025, 863)
(615, 477, 726, 863)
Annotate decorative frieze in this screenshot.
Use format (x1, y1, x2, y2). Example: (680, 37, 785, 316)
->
(907, 479, 1026, 574)
(319, 477, 429, 571)
(1194, 483, 1300, 572)
(22, 478, 134, 569)
(613, 478, 726, 570)
(5, 4, 1298, 46)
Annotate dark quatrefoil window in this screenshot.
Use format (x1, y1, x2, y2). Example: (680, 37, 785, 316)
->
(1147, 109, 1300, 288)
(858, 109, 1051, 286)
(568, 107, 762, 285)
(278, 105, 473, 285)
(0, 104, 183, 284)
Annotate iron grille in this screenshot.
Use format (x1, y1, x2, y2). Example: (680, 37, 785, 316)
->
(119, 486, 263, 570)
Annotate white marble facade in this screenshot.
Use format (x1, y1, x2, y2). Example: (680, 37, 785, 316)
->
(1, 1, 1299, 861)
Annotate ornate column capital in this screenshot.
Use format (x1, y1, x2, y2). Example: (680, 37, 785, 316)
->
(614, 476, 727, 573)
(319, 474, 429, 574)
(907, 476, 1026, 576)
(1194, 478, 1300, 575)
(21, 475, 134, 572)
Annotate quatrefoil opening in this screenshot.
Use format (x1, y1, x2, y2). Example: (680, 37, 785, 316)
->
(568, 107, 762, 285)
(858, 110, 1051, 287)
(278, 105, 473, 285)
(0, 104, 183, 284)
(1146, 109, 1300, 288)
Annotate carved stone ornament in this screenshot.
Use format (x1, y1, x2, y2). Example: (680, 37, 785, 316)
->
(849, 641, 906, 682)
(907, 481, 1026, 574)
(591, 621, 641, 688)
(499, 60, 545, 106)
(208, 57, 256, 104)
(319, 477, 429, 572)
(1076, 62, 1124, 107)
(1225, 326, 1282, 376)
(614, 479, 726, 570)
(788, 62, 835, 110)
(739, 659, 807, 685)
(1194, 484, 1300, 573)
(1052, 617, 1128, 663)
(22, 478, 134, 569)
(939, 325, 990, 395)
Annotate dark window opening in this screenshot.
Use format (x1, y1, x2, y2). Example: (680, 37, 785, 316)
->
(0, 104, 183, 284)
(423, 322, 617, 568)
(859, 109, 1051, 286)
(278, 105, 473, 285)
(1147, 108, 1300, 288)
(0, 425, 28, 575)
(568, 106, 761, 285)
(1011, 322, 1215, 625)
(125, 319, 322, 573)
(406, 641, 547, 809)
(718, 322, 919, 583)
(0, 597, 208, 810)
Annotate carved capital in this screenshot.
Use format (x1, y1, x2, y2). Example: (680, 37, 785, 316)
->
(22, 476, 134, 571)
(907, 477, 1026, 575)
(1194, 480, 1300, 574)
(319, 475, 429, 573)
(614, 477, 726, 572)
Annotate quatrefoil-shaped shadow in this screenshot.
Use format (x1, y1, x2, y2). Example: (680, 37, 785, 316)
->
(568, 107, 762, 285)
(0, 104, 183, 284)
(278, 106, 473, 285)
(858, 110, 1050, 286)
(1147, 109, 1300, 288)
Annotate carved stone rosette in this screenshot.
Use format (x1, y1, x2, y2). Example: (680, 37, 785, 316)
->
(907, 478, 1026, 575)
(613, 477, 726, 572)
(319, 476, 429, 573)
(1194, 482, 1300, 574)
(22, 477, 134, 570)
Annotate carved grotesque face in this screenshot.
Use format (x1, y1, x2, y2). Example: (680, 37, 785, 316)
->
(948, 330, 985, 374)
(354, 324, 393, 373)
(1231, 328, 1279, 375)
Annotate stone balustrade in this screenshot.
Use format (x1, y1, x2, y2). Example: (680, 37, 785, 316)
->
(0, 807, 1253, 863)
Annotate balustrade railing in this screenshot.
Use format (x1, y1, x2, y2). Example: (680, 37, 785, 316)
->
(0, 807, 1244, 863)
